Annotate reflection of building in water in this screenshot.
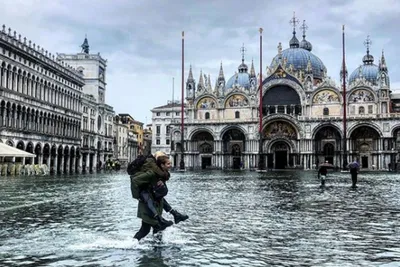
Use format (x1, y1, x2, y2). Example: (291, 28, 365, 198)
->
(152, 16, 400, 171)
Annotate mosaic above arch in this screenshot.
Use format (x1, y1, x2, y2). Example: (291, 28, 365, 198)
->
(264, 121, 297, 139)
(349, 89, 374, 103)
(197, 97, 216, 109)
(225, 94, 249, 108)
(312, 90, 340, 104)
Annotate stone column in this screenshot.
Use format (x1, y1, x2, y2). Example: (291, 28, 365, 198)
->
(53, 154, 58, 175)
(59, 155, 64, 174)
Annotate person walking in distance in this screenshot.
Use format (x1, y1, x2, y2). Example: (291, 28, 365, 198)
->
(348, 158, 360, 188)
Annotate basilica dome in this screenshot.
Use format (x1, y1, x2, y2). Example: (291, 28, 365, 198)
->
(226, 72, 251, 89)
(225, 59, 256, 90)
(349, 50, 379, 86)
(270, 48, 326, 80)
(270, 25, 326, 82)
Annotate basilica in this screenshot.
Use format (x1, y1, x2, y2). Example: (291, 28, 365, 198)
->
(168, 19, 400, 171)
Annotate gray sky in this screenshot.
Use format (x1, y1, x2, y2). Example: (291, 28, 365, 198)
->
(1, 0, 400, 124)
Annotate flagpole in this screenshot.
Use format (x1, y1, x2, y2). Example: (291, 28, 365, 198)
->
(258, 28, 264, 171)
(179, 31, 185, 170)
(342, 25, 348, 170)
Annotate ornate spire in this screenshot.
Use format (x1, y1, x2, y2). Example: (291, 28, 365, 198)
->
(215, 62, 225, 94)
(81, 34, 89, 54)
(289, 12, 300, 48)
(362, 35, 374, 65)
(379, 50, 388, 72)
(250, 59, 256, 77)
(218, 61, 224, 79)
(299, 20, 312, 51)
(238, 44, 248, 73)
(187, 65, 194, 81)
(198, 70, 204, 90)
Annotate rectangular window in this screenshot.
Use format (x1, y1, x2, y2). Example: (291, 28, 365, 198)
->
(156, 125, 161, 135)
(166, 125, 170, 135)
(166, 139, 170, 145)
(156, 112, 160, 116)
(368, 105, 373, 114)
(166, 112, 170, 116)
(156, 139, 160, 145)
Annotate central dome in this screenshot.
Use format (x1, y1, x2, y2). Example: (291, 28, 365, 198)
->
(226, 72, 251, 89)
(270, 48, 326, 80)
(349, 47, 379, 86)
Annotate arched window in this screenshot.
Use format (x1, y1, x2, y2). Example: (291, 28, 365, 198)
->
(205, 112, 210, 120)
(323, 107, 329, 115)
(199, 143, 212, 153)
(323, 143, 334, 156)
(359, 106, 365, 114)
(235, 111, 240, 119)
(231, 144, 241, 156)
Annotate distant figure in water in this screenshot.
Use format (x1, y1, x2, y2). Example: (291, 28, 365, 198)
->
(348, 159, 360, 188)
(318, 161, 331, 186)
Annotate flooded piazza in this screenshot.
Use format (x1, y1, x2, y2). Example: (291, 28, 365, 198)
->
(1, 170, 400, 267)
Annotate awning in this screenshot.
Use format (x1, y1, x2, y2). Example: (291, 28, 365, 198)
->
(0, 143, 36, 158)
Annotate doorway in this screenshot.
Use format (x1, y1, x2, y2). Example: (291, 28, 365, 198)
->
(275, 151, 287, 169)
(233, 157, 241, 169)
(201, 157, 212, 169)
(361, 156, 368, 168)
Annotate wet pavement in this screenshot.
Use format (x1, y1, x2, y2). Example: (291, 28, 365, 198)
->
(1, 170, 400, 266)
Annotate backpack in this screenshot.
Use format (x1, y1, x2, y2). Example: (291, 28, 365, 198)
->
(127, 155, 147, 176)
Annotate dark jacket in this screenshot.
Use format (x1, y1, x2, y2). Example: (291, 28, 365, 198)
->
(131, 156, 170, 225)
(141, 157, 170, 182)
(133, 170, 164, 225)
(318, 166, 328, 176)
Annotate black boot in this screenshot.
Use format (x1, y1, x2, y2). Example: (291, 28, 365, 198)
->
(153, 215, 173, 234)
(170, 209, 189, 224)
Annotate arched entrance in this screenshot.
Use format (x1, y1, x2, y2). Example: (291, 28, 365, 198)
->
(192, 131, 214, 169)
(350, 126, 380, 169)
(34, 143, 41, 164)
(57, 145, 63, 174)
(75, 148, 80, 173)
(63, 146, 69, 174)
(393, 128, 400, 170)
(15, 141, 25, 164)
(313, 125, 342, 167)
(264, 121, 298, 169)
(51, 145, 57, 174)
(221, 128, 246, 169)
(26, 142, 33, 164)
(70, 147, 75, 174)
(43, 143, 50, 166)
(271, 141, 290, 169)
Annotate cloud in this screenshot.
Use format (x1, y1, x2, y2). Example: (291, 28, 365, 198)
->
(1, 0, 399, 124)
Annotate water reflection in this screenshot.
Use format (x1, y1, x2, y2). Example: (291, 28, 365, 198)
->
(1, 171, 400, 266)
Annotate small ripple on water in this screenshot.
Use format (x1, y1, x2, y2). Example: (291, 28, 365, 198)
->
(1, 171, 400, 266)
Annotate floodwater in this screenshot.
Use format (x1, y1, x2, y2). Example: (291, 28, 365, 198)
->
(1, 170, 400, 267)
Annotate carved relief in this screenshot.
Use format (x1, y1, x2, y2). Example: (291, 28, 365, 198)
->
(225, 94, 249, 108)
(264, 121, 297, 139)
(197, 97, 216, 109)
(274, 67, 287, 78)
(312, 90, 340, 104)
(350, 89, 374, 103)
